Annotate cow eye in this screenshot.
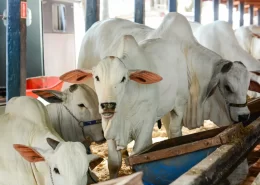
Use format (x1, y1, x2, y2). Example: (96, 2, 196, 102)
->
(121, 77, 126, 83)
(224, 85, 232, 93)
(54, 168, 60, 174)
(78, 104, 85, 108)
(95, 76, 100, 81)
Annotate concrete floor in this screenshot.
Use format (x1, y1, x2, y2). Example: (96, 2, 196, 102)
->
(0, 106, 5, 115)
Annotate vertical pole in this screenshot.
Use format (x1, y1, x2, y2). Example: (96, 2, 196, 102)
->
(239, 2, 244, 26)
(85, 0, 99, 31)
(228, 0, 233, 24)
(213, 0, 219, 21)
(168, 0, 177, 12)
(6, 0, 21, 100)
(194, 0, 201, 23)
(250, 5, 254, 25)
(20, 0, 26, 96)
(258, 9, 260, 26)
(134, 0, 145, 24)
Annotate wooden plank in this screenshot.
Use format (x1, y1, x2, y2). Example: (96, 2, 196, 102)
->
(92, 172, 143, 185)
(126, 137, 222, 166)
(126, 124, 241, 166)
(6, 0, 21, 100)
(171, 118, 260, 185)
(135, 126, 228, 155)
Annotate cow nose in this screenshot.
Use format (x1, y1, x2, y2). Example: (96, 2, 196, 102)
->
(100, 102, 116, 110)
(238, 114, 250, 122)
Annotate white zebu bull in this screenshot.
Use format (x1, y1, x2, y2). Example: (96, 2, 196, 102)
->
(235, 25, 260, 60)
(60, 13, 260, 184)
(0, 96, 100, 185)
(189, 21, 260, 98)
(32, 84, 105, 146)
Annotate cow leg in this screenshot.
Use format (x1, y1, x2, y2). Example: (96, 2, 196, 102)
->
(132, 124, 153, 154)
(168, 107, 185, 138)
(161, 112, 171, 137)
(107, 139, 122, 179)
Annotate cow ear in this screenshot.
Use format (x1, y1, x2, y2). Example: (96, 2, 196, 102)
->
(32, 90, 64, 103)
(60, 69, 92, 84)
(13, 144, 45, 163)
(129, 70, 163, 84)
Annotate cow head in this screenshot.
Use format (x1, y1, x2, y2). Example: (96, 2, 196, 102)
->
(13, 138, 102, 185)
(60, 35, 162, 122)
(33, 84, 105, 144)
(204, 60, 260, 123)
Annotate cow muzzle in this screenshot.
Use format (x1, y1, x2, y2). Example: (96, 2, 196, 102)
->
(100, 102, 116, 119)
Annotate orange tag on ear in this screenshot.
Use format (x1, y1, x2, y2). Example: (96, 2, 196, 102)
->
(13, 144, 45, 163)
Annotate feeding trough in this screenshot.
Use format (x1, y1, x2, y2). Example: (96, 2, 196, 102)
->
(125, 98, 260, 185)
(26, 76, 64, 98)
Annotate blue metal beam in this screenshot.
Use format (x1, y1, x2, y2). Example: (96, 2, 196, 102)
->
(228, 0, 233, 24)
(239, 2, 244, 26)
(169, 0, 177, 12)
(134, 0, 144, 24)
(250, 5, 254, 25)
(258, 9, 260, 26)
(213, 0, 219, 21)
(194, 0, 201, 23)
(6, 0, 21, 100)
(85, 0, 99, 31)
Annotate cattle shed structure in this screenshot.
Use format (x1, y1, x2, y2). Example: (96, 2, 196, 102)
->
(3, 0, 260, 100)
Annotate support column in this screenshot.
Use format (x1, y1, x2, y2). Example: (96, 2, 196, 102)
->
(6, 0, 21, 100)
(20, 0, 26, 96)
(194, 0, 201, 23)
(258, 9, 260, 26)
(239, 2, 244, 26)
(228, 0, 233, 24)
(213, 0, 219, 21)
(250, 5, 254, 25)
(85, 0, 100, 31)
(134, 0, 145, 24)
(168, 0, 177, 12)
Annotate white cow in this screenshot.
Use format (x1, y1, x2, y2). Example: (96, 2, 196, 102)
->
(235, 25, 260, 60)
(0, 96, 101, 185)
(189, 21, 260, 98)
(59, 13, 260, 183)
(32, 84, 105, 146)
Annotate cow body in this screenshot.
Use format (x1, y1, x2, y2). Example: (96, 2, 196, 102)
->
(235, 25, 260, 60)
(0, 96, 99, 185)
(60, 13, 256, 183)
(189, 21, 260, 98)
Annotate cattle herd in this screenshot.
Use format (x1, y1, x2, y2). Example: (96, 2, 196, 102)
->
(1, 12, 260, 185)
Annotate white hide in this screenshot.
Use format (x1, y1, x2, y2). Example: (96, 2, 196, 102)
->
(189, 21, 260, 98)
(0, 96, 99, 185)
(235, 25, 260, 60)
(61, 13, 252, 181)
(36, 84, 105, 144)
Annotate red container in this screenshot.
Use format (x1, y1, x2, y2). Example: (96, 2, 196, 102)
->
(26, 76, 64, 98)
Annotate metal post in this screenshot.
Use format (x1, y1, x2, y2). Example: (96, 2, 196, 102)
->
(6, 0, 21, 100)
(168, 0, 177, 12)
(228, 0, 233, 24)
(258, 9, 260, 26)
(85, 0, 99, 31)
(20, 0, 26, 96)
(239, 1, 244, 26)
(250, 5, 254, 25)
(134, 0, 145, 24)
(194, 0, 201, 23)
(213, 0, 219, 21)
